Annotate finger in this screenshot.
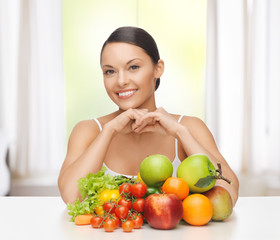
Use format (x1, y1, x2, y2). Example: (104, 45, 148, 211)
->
(136, 112, 159, 126)
(138, 123, 166, 135)
(129, 109, 148, 129)
(133, 119, 149, 132)
(134, 116, 160, 133)
(156, 107, 167, 113)
(129, 110, 149, 129)
(130, 108, 149, 121)
(131, 121, 140, 131)
(134, 116, 156, 132)
(137, 126, 154, 134)
(126, 109, 144, 123)
(137, 108, 149, 113)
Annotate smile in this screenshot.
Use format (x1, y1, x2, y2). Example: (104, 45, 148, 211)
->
(117, 89, 137, 98)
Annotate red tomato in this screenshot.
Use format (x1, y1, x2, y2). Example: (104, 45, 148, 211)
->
(104, 219, 115, 232)
(110, 215, 120, 228)
(118, 197, 132, 210)
(131, 183, 147, 198)
(130, 213, 144, 229)
(115, 205, 129, 219)
(122, 220, 134, 232)
(105, 214, 121, 228)
(103, 202, 116, 214)
(90, 216, 104, 228)
(132, 198, 145, 212)
(119, 183, 132, 197)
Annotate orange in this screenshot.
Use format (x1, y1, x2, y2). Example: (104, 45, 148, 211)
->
(162, 177, 189, 200)
(182, 194, 213, 226)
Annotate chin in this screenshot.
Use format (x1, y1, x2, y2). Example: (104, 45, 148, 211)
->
(117, 102, 141, 110)
(119, 105, 138, 111)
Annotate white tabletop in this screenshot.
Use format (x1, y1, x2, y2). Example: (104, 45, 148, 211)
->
(0, 196, 279, 240)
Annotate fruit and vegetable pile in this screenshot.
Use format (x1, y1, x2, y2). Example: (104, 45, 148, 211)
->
(67, 154, 234, 232)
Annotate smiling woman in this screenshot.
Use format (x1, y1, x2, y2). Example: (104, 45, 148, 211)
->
(58, 26, 239, 206)
(63, 0, 207, 140)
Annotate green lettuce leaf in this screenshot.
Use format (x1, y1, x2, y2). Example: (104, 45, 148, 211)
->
(67, 166, 130, 221)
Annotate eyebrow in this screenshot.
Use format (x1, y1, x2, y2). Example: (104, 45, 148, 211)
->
(127, 58, 142, 64)
(102, 58, 142, 69)
(102, 64, 114, 69)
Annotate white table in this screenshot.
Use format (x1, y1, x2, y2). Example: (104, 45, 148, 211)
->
(0, 196, 279, 240)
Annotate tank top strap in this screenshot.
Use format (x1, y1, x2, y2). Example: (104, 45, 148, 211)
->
(93, 118, 102, 132)
(175, 115, 184, 158)
(178, 115, 184, 123)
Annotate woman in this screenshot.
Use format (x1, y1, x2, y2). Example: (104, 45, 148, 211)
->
(58, 26, 239, 205)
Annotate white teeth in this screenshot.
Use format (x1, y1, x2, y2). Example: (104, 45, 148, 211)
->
(118, 90, 136, 97)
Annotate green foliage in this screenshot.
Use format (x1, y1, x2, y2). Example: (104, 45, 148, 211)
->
(67, 167, 130, 221)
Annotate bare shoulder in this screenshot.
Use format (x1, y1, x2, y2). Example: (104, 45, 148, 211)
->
(179, 115, 218, 150)
(94, 111, 119, 128)
(69, 111, 119, 144)
(59, 119, 101, 172)
(72, 119, 100, 136)
(169, 114, 205, 126)
(68, 119, 101, 148)
(180, 116, 208, 130)
(170, 114, 213, 139)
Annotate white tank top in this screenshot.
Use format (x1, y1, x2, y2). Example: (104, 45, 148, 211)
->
(93, 115, 184, 178)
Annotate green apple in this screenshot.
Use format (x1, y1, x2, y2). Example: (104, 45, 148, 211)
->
(203, 186, 233, 221)
(140, 154, 173, 187)
(177, 154, 216, 193)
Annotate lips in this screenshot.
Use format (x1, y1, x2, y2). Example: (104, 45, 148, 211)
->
(116, 89, 137, 99)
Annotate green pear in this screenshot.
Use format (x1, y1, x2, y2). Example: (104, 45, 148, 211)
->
(203, 186, 233, 221)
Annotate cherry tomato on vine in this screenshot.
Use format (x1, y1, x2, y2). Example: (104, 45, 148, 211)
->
(122, 220, 134, 232)
(104, 214, 120, 228)
(104, 219, 116, 232)
(110, 214, 121, 228)
(118, 197, 132, 209)
(132, 198, 145, 213)
(131, 183, 147, 198)
(115, 205, 129, 219)
(103, 202, 116, 214)
(119, 183, 132, 197)
(90, 216, 104, 228)
(130, 213, 144, 229)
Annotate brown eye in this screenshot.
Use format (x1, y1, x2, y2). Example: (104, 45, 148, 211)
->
(104, 69, 115, 75)
(129, 65, 139, 70)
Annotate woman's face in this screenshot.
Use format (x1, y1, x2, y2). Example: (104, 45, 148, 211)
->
(101, 42, 163, 111)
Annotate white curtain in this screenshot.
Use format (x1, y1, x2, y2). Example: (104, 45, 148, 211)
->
(206, 0, 280, 176)
(0, 0, 65, 177)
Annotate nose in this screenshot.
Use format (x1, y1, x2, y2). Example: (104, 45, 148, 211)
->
(117, 71, 129, 87)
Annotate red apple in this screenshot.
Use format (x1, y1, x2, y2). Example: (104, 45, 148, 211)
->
(203, 186, 233, 221)
(143, 193, 183, 229)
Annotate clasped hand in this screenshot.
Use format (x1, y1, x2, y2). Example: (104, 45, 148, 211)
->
(111, 107, 181, 137)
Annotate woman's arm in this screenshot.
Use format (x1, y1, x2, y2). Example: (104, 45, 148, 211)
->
(176, 117, 239, 206)
(58, 120, 116, 204)
(58, 108, 149, 204)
